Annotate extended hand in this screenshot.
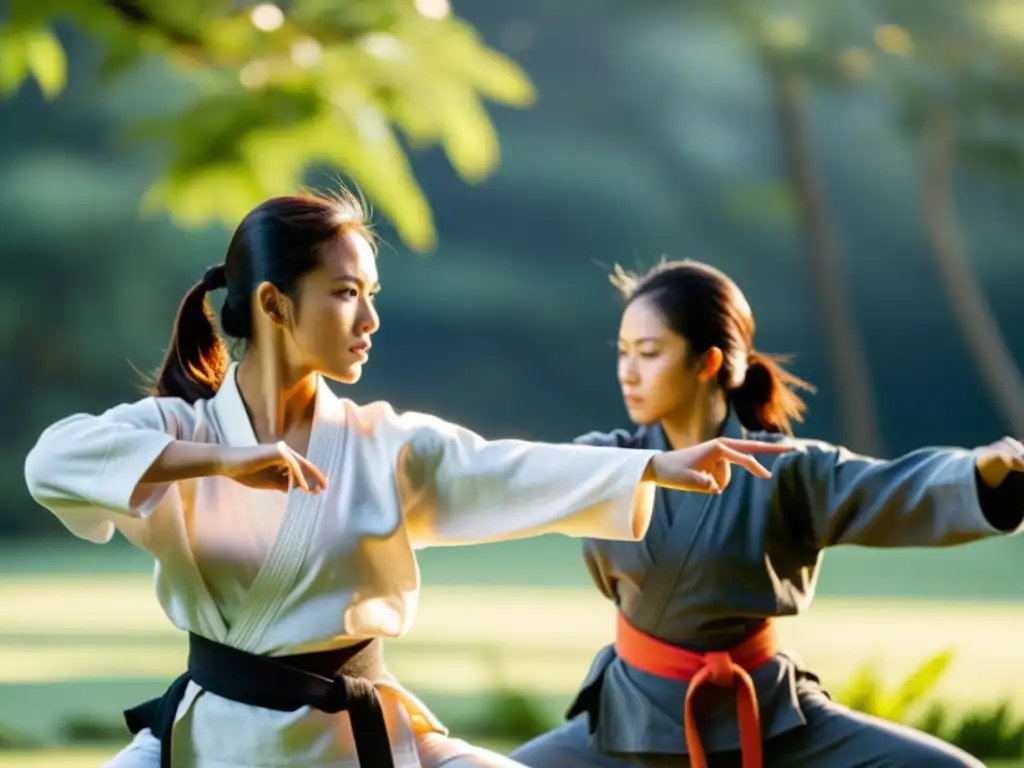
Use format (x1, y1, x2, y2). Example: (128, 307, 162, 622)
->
(218, 442, 328, 494)
(645, 437, 794, 494)
(975, 437, 1024, 489)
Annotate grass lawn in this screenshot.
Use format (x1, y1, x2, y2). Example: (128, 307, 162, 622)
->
(1, 537, 1022, 763)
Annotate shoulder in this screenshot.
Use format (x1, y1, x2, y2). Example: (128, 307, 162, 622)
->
(572, 427, 643, 449)
(341, 400, 474, 452)
(76, 396, 199, 438)
(743, 429, 837, 454)
(744, 431, 846, 477)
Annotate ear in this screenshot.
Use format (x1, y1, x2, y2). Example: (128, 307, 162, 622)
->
(254, 281, 293, 328)
(697, 346, 724, 383)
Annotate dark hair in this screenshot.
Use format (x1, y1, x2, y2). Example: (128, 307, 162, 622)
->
(612, 259, 814, 435)
(151, 190, 373, 403)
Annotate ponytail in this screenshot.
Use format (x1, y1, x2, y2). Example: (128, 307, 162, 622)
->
(150, 265, 229, 404)
(730, 350, 814, 435)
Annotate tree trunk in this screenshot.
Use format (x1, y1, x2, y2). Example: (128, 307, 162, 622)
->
(771, 66, 883, 455)
(922, 106, 1024, 435)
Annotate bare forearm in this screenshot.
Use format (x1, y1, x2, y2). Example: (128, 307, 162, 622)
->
(140, 441, 225, 483)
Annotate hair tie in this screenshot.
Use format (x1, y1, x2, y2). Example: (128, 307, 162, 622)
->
(202, 264, 227, 291)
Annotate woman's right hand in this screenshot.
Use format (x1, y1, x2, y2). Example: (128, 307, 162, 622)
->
(644, 438, 794, 494)
(218, 443, 328, 494)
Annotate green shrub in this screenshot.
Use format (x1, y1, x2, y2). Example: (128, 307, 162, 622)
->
(945, 702, 1024, 761)
(58, 715, 129, 745)
(833, 649, 1024, 761)
(0, 724, 41, 750)
(459, 647, 557, 741)
(834, 649, 955, 723)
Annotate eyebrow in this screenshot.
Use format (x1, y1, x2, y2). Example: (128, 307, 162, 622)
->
(618, 336, 662, 344)
(332, 274, 381, 290)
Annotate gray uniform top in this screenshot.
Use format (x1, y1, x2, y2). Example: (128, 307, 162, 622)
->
(566, 412, 1024, 756)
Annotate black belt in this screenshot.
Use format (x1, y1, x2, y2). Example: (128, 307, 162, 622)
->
(124, 633, 394, 768)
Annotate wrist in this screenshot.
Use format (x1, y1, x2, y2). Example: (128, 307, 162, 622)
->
(975, 454, 1009, 489)
(205, 444, 231, 478)
(143, 441, 230, 483)
(643, 453, 665, 483)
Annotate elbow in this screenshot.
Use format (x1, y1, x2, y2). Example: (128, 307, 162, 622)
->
(24, 422, 77, 507)
(24, 443, 53, 506)
(24, 433, 61, 506)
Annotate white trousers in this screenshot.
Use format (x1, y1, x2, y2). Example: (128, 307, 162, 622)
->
(106, 727, 528, 768)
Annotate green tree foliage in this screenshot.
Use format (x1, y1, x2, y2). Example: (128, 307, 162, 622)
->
(0, 0, 536, 250)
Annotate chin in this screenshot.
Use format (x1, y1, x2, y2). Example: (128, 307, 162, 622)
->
(326, 363, 364, 385)
(624, 406, 657, 427)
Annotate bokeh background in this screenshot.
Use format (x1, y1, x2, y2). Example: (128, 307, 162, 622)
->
(1, 0, 1023, 764)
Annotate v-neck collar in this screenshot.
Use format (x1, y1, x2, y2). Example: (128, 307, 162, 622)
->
(643, 406, 747, 451)
(628, 406, 749, 630)
(207, 363, 342, 651)
(213, 362, 335, 447)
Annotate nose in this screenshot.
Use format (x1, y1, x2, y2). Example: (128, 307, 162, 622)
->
(618, 355, 639, 386)
(359, 298, 380, 335)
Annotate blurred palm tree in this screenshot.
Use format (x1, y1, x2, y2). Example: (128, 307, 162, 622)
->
(873, 0, 1024, 434)
(726, 0, 885, 454)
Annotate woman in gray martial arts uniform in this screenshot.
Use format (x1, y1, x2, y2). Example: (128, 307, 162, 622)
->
(510, 260, 1024, 768)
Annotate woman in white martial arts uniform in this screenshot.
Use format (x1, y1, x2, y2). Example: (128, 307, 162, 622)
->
(23, 192, 792, 768)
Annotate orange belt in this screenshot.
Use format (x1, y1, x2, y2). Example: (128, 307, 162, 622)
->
(614, 612, 778, 768)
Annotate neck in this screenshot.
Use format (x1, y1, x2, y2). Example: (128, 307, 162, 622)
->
(659, 391, 728, 450)
(236, 351, 318, 443)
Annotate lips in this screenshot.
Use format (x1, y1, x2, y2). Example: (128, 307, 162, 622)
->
(350, 341, 371, 360)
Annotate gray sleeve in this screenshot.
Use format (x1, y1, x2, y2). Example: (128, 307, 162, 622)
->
(573, 429, 635, 448)
(779, 441, 1024, 550)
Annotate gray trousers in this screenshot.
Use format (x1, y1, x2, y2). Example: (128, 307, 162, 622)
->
(510, 686, 984, 768)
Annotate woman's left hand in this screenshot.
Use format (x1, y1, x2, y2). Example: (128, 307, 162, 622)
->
(975, 437, 1024, 488)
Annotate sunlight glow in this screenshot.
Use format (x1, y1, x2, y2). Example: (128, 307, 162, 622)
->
(251, 3, 285, 33)
(764, 17, 809, 51)
(983, 2, 1024, 42)
(240, 60, 270, 89)
(291, 37, 322, 67)
(838, 47, 872, 80)
(415, 0, 450, 21)
(361, 33, 403, 59)
(874, 24, 914, 56)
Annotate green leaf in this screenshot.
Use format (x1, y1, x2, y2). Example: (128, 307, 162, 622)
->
(436, 87, 500, 182)
(457, 46, 536, 107)
(884, 649, 955, 722)
(141, 163, 265, 227)
(0, 29, 31, 97)
(0, 25, 65, 100)
(24, 27, 66, 99)
(834, 660, 884, 714)
(432, 19, 536, 107)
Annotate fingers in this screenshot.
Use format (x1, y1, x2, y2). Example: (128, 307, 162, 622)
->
(681, 470, 721, 495)
(1004, 438, 1024, 471)
(713, 443, 773, 479)
(991, 437, 1024, 472)
(276, 442, 311, 493)
(294, 453, 328, 493)
(717, 437, 795, 454)
(275, 442, 328, 494)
